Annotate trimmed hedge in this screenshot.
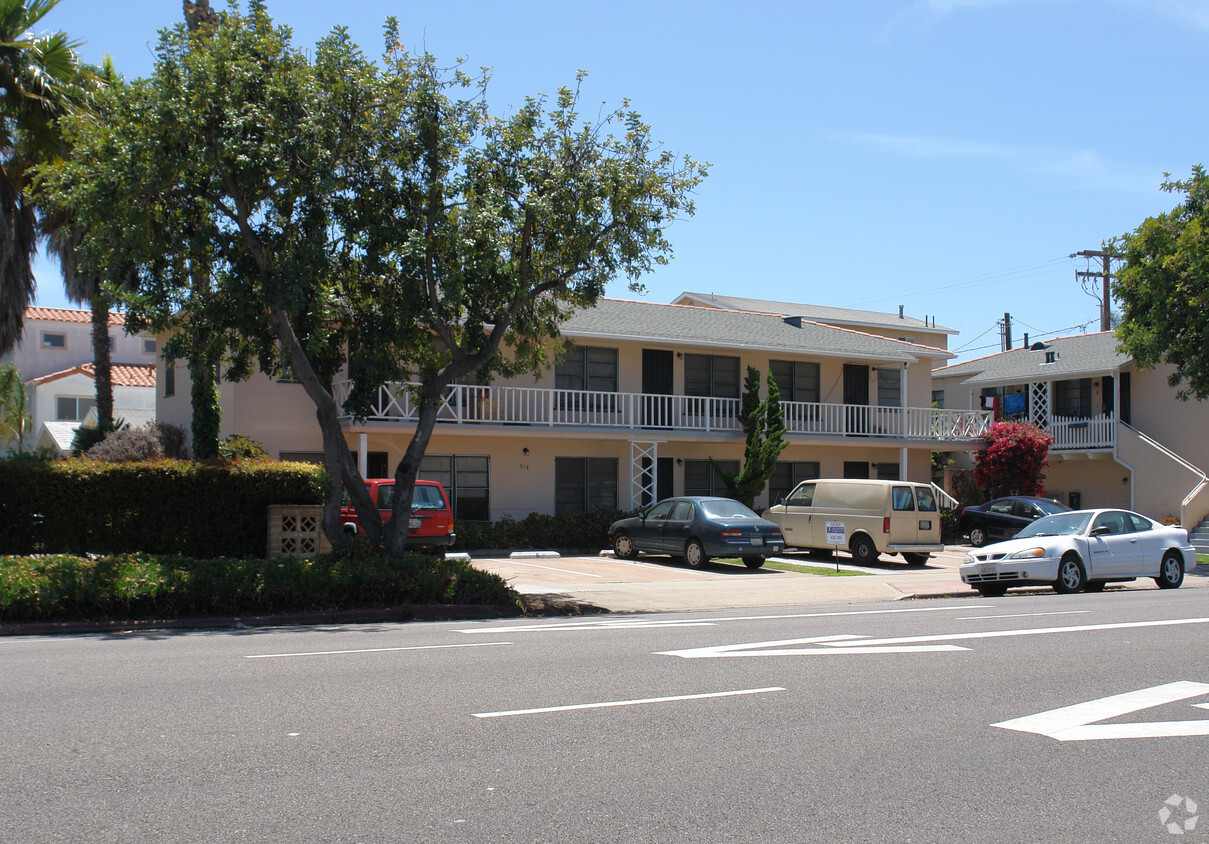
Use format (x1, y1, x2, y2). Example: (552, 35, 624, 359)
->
(0, 458, 325, 558)
(0, 551, 518, 623)
(453, 509, 625, 552)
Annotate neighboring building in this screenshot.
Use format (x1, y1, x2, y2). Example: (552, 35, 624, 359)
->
(27, 362, 158, 454)
(933, 332, 1209, 531)
(158, 297, 991, 521)
(0, 307, 160, 453)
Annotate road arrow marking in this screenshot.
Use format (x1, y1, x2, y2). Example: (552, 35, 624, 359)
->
(994, 681, 1209, 741)
(658, 634, 969, 658)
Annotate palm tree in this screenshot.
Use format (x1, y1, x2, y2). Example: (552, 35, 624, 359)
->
(0, 0, 81, 354)
(0, 360, 31, 453)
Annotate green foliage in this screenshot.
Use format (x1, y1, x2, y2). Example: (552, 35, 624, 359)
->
(972, 421, 1052, 499)
(0, 551, 518, 622)
(710, 368, 788, 507)
(1114, 165, 1209, 400)
(453, 509, 625, 552)
(69, 418, 124, 456)
(84, 422, 163, 462)
(0, 457, 326, 557)
(191, 363, 221, 460)
(0, 361, 31, 454)
(218, 433, 268, 460)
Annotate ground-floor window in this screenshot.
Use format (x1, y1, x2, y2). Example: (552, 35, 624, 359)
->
(876, 462, 900, 481)
(555, 457, 618, 514)
(420, 455, 490, 521)
(843, 461, 869, 480)
(769, 460, 821, 506)
(683, 459, 740, 497)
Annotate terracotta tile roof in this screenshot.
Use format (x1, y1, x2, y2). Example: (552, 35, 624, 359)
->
(24, 306, 125, 326)
(25, 362, 156, 388)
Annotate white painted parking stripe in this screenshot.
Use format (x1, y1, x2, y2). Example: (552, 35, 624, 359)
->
(956, 611, 1091, 621)
(499, 560, 605, 577)
(472, 687, 786, 718)
(245, 642, 512, 659)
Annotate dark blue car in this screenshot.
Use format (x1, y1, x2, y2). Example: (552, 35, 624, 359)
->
(609, 496, 785, 569)
(959, 495, 1071, 547)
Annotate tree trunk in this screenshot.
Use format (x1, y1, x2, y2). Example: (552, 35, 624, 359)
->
(383, 379, 449, 557)
(90, 297, 114, 428)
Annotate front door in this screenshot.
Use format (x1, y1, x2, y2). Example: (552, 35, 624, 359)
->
(844, 364, 869, 434)
(642, 349, 674, 427)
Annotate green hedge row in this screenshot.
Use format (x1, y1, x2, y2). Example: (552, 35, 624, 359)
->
(0, 551, 517, 622)
(0, 458, 326, 558)
(453, 509, 625, 551)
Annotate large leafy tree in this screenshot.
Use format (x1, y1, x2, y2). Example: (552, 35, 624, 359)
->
(0, 0, 83, 354)
(1114, 165, 1209, 400)
(710, 367, 787, 508)
(48, 4, 706, 555)
(972, 421, 1051, 499)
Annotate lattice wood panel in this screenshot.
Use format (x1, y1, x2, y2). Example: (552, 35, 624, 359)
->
(267, 505, 333, 558)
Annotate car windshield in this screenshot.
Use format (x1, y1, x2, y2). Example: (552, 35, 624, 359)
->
(700, 500, 760, 520)
(1017, 511, 1093, 538)
(1035, 499, 1072, 516)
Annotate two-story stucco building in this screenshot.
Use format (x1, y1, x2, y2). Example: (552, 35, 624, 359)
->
(932, 332, 1209, 538)
(157, 295, 991, 521)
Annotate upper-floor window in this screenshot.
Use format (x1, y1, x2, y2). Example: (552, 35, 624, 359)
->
(685, 354, 740, 398)
(932, 389, 945, 409)
(42, 332, 66, 349)
(555, 345, 618, 392)
(56, 396, 96, 421)
(1054, 378, 1092, 418)
(107, 337, 116, 352)
(143, 338, 157, 355)
(877, 367, 902, 407)
(165, 364, 176, 397)
(770, 360, 820, 404)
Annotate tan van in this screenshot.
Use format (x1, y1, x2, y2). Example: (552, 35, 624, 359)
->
(765, 479, 943, 566)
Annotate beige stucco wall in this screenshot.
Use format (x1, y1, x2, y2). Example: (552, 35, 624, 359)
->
(1042, 458, 1132, 513)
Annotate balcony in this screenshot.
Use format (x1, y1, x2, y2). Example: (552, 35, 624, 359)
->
(1048, 413, 1114, 451)
(334, 381, 992, 444)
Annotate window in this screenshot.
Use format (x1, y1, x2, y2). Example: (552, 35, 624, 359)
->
(42, 332, 66, 349)
(555, 345, 618, 392)
(769, 460, 820, 506)
(877, 368, 902, 407)
(770, 360, 820, 404)
(843, 461, 869, 480)
(684, 354, 740, 398)
(683, 459, 739, 497)
(786, 482, 815, 506)
(1054, 378, 1092, 418)
(892, 487, 915, 511)
(143, 338, 157, 354)
(876, 463, 900, 481)
(165, 364, 175, 397)
(932, 389, 945, 409)
(107, 337, 116, 352)
(280, 452, 326, 465)
(420, 455, 490, 521)
(554, 457, 618, 515)
(56, 396, 96, 421)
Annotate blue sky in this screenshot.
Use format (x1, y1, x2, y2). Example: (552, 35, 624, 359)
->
(34, 0, 1209, 361)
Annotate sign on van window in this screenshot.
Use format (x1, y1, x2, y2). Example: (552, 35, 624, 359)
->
(826, 522, 846, 545)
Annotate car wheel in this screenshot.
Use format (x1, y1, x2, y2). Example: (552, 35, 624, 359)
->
(849, 534, 878, 566)
(977, 585, 1007, 597)
(902, 553, 929, 567)
(968, 526, 987, 548)
(742, 556, 764, 569)
(684, 538, 708, 568)
(1155, 551, 1184, 589)
(1084, 581, 1106, 593)
(1053, 554, 1086, 594)
(613, 532, 638, 560)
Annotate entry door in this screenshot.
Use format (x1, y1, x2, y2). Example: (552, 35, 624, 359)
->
(642, 349, 674, 427)
(844, 364, 869, 434)
(639, 456, 675, 507)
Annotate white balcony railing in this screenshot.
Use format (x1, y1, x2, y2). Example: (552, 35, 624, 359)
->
(333, 381, 992, 443)
(1048, 413, 1115, 450)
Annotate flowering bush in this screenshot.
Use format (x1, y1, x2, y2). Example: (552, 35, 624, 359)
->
(973, 421, 1052, 499)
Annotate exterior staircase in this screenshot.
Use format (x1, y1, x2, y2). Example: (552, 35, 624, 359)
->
(1192, 515, 1209, 555)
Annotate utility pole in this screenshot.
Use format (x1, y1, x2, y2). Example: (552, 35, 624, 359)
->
(1070, 249, 1119, 332)
(1001, 312, 1013, 351)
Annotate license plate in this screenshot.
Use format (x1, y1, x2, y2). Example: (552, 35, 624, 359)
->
(979, 563, 996, 575)
(750, 537, 763, 546)
(408, 518, 422, 529)
(919, 520, 932, 530)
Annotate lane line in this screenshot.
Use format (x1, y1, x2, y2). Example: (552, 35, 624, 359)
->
(458, 604, 993, 634)
(956, 611, 1091, 621)
(472, 687, 786, 718)
(246, 642, 513, 659)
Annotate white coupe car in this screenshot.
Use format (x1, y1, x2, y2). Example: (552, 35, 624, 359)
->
(960, 508, 1195, 597)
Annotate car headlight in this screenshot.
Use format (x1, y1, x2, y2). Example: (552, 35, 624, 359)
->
(1008, 547, 1046, 560)
(964, 554, 976, 565)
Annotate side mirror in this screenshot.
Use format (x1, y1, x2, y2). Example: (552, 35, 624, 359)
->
(1091, 525, 1110, 537)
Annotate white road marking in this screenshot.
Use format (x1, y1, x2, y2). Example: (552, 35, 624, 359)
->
(472, 687, 786, 718)
(823, 616, 1209, 648)
(245, 642, 513, 659)
(457, 604, 993, 634)
(956, 611, 1091, 621)
(994, 681, 1209, 741)
(497, 560, 604, 577)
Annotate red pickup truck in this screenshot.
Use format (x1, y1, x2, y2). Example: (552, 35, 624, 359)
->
(340, 479, 456, 554)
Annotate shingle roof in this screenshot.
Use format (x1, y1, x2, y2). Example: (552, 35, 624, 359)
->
(674, 292, 957, 335)
(559, 298, 949, 362)
(24, 306, 125, 326)
(933, 332, 1130, 385)
(25, 362, 156, 388)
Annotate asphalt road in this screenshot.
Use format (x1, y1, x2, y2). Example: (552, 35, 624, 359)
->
(3, 588, 1208, 842)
